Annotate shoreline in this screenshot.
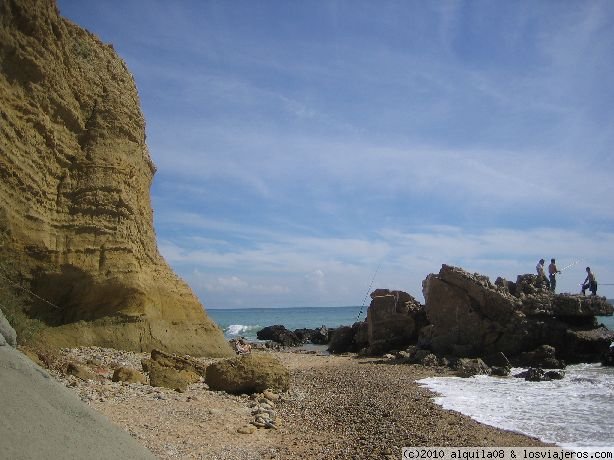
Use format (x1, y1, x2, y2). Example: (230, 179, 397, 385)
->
(42, 346, 548, 459)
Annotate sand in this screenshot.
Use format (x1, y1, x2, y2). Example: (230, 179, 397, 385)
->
(27, 347, 549, 460)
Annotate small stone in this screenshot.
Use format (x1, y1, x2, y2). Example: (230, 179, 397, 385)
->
(66, 362, 96, 381)
(237, 425, 256, 434)
(259, 401, 274, 410)
(262, 389, 279, 401)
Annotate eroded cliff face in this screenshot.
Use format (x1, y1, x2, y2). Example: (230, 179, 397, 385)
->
(0, 0, 232, 356)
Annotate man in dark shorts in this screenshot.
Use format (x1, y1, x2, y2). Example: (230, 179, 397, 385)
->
(581, 266, 598, 296)
(548, 258, 561, 293)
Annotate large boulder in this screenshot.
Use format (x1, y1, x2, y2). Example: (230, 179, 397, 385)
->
(422, 265, 524, 357)
(147, 362, 198, 392)
(0, 0, 231, 357)
(205, 353, 290, 394)
(367, 290, 426, 355)
(141, 349, 204, 392)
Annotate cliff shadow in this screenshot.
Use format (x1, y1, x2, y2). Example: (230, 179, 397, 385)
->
(30, 264, 143, 326)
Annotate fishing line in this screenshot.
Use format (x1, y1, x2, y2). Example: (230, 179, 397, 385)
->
(559, 259, 580, 272)
(355, 261, 382, 321)
(0, 267, 62, 310)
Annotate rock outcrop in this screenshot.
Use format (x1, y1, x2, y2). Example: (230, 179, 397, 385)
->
(0, 0, 231, 356)
(422, 265, 614, 364)
(367, 289, 426, 354)
(141, 348, 206, 392)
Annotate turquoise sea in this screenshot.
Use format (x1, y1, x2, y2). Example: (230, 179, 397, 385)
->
(207, 305, 364, 340)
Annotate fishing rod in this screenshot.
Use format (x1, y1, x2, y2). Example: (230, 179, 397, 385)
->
(355, 261, 382, 322)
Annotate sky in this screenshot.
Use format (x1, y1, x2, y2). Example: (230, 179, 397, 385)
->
(56, 1, 614, 308)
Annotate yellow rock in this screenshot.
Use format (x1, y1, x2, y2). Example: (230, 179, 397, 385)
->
(0, 0, 232, 357)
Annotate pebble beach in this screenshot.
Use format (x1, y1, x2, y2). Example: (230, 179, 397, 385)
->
(43, 346, 548, 460)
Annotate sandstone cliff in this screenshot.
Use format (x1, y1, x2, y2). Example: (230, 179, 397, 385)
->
(0, 0, 232, 356)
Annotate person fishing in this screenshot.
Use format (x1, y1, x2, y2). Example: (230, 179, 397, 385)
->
(548, 258, 561, 293)
(536, 259, 550, 289)
(581, 266, 598, 296)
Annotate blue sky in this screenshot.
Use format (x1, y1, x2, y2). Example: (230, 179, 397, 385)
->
(57, 1, 614, 307)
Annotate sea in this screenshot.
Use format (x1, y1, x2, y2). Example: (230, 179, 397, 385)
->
(208, 305, 614, 450)
(207, 305, 364, 341)
(418, 313, 614, 451)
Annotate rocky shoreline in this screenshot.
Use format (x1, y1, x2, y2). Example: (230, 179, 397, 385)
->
(258, 266, 614, 373)
(24, 345, 548, 459)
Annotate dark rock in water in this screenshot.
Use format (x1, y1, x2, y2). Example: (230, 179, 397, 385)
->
(516, 367, 546, 382)
(491, 366, 511, 376)
(518, 345, 565, 369)
(256, 325, 301, 347)
(546, 370, 565, 380)
(601, 345, 614, 367)
(367, 289, 426, 355)
(514, 367, 565, 382)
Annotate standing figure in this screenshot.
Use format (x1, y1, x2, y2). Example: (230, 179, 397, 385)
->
(536, 259, 550, 289)
(548, 258, 561, 293)
(582, 267, 598, 296)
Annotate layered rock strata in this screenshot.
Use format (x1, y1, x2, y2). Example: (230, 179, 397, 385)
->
(0, 0, 231, 356)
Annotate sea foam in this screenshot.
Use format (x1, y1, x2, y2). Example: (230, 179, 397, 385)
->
(224, 324, 261, 337)
(418, 364, 614, 449)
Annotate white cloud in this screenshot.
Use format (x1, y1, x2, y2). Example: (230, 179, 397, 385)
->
(159, 218, 614, 307)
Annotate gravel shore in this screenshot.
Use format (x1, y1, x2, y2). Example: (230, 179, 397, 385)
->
(44, 347, 548, 459)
